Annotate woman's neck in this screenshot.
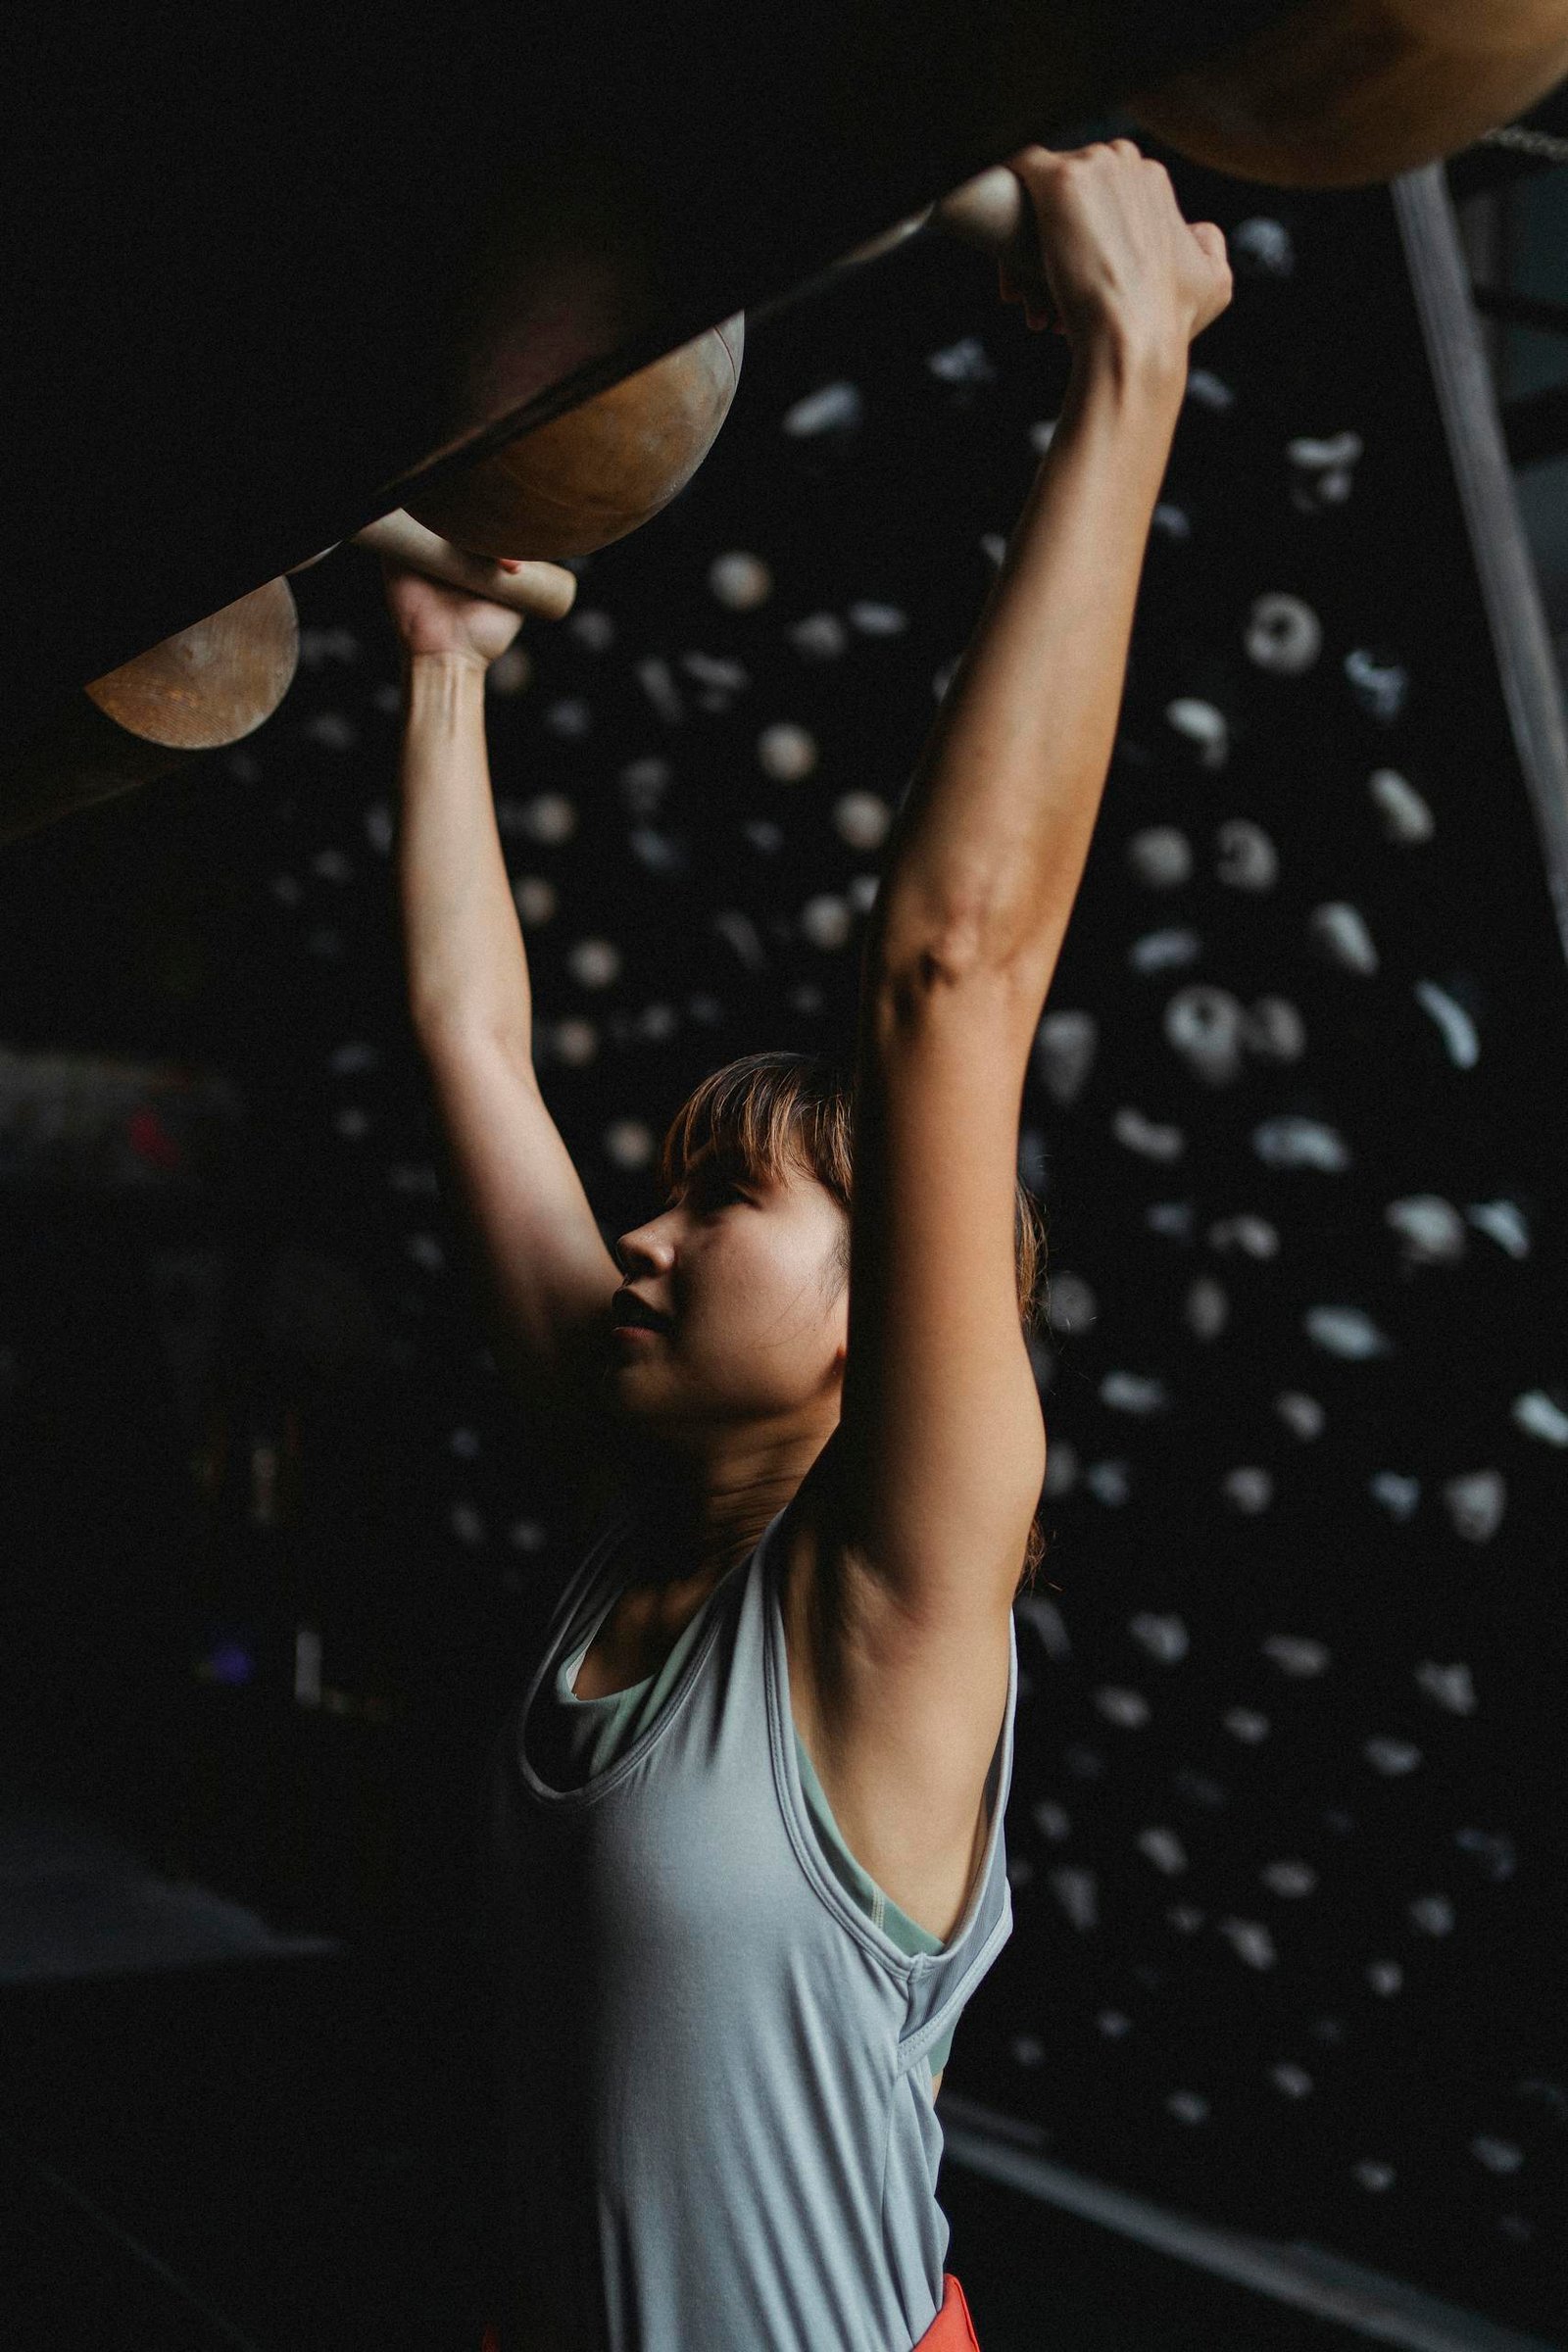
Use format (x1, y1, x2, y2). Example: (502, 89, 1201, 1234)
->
(638, 1429, 832, 1587)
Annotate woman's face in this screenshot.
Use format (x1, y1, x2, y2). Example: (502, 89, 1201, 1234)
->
(604, 1147, 849, 1434)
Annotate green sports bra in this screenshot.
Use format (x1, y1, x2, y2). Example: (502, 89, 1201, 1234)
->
(551, 1586, 959, 2080)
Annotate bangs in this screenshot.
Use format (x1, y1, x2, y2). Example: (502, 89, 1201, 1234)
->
(659, 1052, 852, 1205)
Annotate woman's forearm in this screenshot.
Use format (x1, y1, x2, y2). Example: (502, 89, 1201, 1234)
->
(870, 332, 1187, 988)
(396, 652, 537, 1054)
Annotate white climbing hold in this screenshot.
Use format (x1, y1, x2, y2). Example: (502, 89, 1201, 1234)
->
(1130, 927, 1201, 973)
(1218, 1918, 1277, 1970)
(1304, 1305, 1390, 1357)
(1165, 986, 1246, 1085)
(1222, 1466, 1273, 1511)
(1114, 1106, 1186, 1160)
(1224, 1708, 1270, 1743)
(1309, 902, 1379, 976)
(849, 600, 908, 636)
(1385, 1195, 1466, 1265)
(1243, 998, 1307, 1062)
(1046, 1271, 1099, 1334)
(1415, 1660, 1477, 1714)
(1345, 646, 1408, 721)
(566, 937, 621, 989)
(799, 894, 853, 950)
(1139, 1828, 1189, 1875)
(1275, 1393, 1326, 1440)
(758, 722, 818, 781)
(1129, 1613, 1190, 1665)
(1364, 1738, 1422, 1776)
(1262, 1636, 1331, 1677)
(789, 612, 848, 660)
(1101, 1371, 1171, 1415)
(1187, 368, 1236, 411)
(1033, 1009, 1099, 1105)
(1127, 826, 1193, 887)
(708, 551, 773, 609)
(1415, 981, 1479, 1069)
(1442, 1470, 1506, 1542)
(1085, 1461, 1131, 1505)
(832, 791, 892, 850)
(1370, 1473, 1420, 1520)
(1170, 983, 1241, 1082)
(1165, 698, 1231, 768)
(1467, 1200, 1530, 1257)
(782, 381, 862, 435)
(1214, 819, 1279, 890)
(1015, 1595, 1072, 1661)
(1232, 218, 1295, 275)
(604, 1119, 655, 1169)
(1209, 1215, 1280, 1258)
(1261, 1859, 1317, 1896)
(1049, 1867, 1099, 1932)
(1285, 429, 1363, 512)
(1186, 1277, 1230, 1340)
(1245, 592, 1322, 675)
(1368, 767, 1434, 842)
(1513, 1391, 1568, 1446)
(1255, 1118, 1350, 1172)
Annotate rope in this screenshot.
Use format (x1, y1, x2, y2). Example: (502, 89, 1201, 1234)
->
(1476, 123, 1568, 166)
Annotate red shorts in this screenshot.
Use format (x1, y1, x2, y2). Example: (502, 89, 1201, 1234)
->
(478, 2270, 979, 2349)
(916, 2271, 982, 2348)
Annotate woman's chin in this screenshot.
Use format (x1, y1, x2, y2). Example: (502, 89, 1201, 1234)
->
(602, 1356, 661, 1410)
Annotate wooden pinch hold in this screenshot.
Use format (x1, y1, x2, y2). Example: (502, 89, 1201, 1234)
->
(349, 512, 579, 620)
(832, 164, 1044, 300)
(0, 577, 300, 850)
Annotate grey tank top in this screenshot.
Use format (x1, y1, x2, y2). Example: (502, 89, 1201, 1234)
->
(482, 1490, 1018, 2352)
(542, 1524, 963, 2079)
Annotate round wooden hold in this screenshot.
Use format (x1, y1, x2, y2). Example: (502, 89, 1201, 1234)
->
(0, 577, 299, 849)
(1127, 0, 1568, 187)
(406, 314, 746, 563)
(86, 575, 301, 750)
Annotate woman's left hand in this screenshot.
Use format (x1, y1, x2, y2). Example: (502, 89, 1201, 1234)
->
(998, 140, 1232, 369)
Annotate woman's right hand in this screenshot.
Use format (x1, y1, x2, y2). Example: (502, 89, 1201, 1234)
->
(367, 511, 577, 665)
(380, 558, 534, 670)
(1000, 139, 1232, 373)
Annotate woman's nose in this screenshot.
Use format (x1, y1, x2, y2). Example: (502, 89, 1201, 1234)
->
(615, 1220, 673, 1273)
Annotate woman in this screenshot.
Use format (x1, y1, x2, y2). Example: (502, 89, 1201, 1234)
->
(386, 140, 1230, 2352)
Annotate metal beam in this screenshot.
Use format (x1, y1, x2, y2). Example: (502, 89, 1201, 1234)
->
(1394, 165, 1568, 961)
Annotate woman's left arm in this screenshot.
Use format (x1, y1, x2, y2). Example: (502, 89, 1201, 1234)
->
(829, 145, 1230, 1637)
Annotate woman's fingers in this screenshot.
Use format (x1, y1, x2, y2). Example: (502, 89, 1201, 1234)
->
(353, 513, 577, 620)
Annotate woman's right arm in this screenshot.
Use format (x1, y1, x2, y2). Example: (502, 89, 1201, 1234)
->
(389, 571, 621, 1435)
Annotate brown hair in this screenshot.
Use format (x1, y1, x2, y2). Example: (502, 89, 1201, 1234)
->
(660, 1049, 1051, 1596)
